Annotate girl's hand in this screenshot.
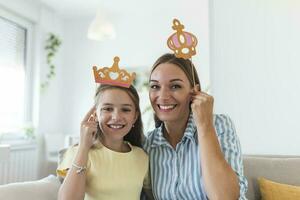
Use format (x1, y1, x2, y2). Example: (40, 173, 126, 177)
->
(79, 106, 98, 150)
(191, 85, 214, 135)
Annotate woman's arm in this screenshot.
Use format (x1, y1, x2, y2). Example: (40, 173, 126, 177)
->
(191, 89, 239, 200)
(196, 124, 239, 200)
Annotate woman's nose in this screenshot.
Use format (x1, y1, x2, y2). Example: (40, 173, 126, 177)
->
(159, 88, 170, 99)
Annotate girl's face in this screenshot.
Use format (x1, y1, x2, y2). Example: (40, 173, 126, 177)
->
(149, 63, 193, 124)
(96, 88, 138, 142)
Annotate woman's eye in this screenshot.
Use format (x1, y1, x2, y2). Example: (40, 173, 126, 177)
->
(150, 85, 159, 89)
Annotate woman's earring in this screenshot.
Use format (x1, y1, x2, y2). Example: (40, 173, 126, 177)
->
(132, 124, 135, 127)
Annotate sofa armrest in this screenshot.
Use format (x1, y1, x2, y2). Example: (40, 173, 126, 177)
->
(0, 175, 61, 200)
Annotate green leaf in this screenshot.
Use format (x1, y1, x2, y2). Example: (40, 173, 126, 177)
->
(42, 32, 62, 93)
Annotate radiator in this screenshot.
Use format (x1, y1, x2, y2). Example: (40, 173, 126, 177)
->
(0, 144, 38, 185)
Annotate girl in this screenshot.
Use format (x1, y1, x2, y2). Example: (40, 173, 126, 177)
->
(57, 84, 151, 200)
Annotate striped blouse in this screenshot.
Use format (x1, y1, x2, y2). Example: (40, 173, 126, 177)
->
(143, 114, 248, 200)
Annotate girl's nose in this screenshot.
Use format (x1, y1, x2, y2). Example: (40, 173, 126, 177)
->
(111, 110, 120, 120)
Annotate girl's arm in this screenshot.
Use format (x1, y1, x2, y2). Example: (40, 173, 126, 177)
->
(58, 147, 89, 200)
(58, 107, 98, 200)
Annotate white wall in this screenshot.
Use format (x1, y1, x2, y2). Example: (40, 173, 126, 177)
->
(210, 0, 300, 155)
(34, 6, 65, 178)
(0, 0, 39, 22)
(60, 0, 210, 135)
(37, 8, 64, 135)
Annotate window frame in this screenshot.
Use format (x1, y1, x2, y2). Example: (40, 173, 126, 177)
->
(0, 7, 35, 141)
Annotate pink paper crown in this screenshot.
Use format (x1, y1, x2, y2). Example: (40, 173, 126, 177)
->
(167, 19, 198, 59)
(93, 56, 136, 88)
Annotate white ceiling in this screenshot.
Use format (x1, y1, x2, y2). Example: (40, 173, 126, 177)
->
(38, 0, 176, 19)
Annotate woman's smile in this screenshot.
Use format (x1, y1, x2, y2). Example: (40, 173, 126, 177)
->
(157, 104, 177, 112)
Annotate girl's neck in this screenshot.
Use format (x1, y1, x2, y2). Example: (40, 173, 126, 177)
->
(163, 113, 190, 149)
(100, 136, 130, 153)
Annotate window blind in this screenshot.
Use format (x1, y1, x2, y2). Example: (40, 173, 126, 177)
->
(0, 16, 27, 133)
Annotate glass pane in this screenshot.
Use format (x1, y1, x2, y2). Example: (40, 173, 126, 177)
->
(0, 16, 26, 133)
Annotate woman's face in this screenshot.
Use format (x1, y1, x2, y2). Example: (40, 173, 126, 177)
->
(149, 63, 193, 123)
(96, 88, 138, 142)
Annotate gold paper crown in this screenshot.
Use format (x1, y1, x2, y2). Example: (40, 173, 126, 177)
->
(93, 56, 136, 88)
(167, 19, 198, 59)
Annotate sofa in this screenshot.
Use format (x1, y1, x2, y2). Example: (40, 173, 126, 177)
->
(243, 155, 300, 199)
(0, 155, 299, 200)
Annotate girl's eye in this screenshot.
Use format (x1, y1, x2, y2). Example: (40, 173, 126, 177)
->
(102, 107, 113, 112)
(122, 108, 132, 112)
(171, 84, 182, 89)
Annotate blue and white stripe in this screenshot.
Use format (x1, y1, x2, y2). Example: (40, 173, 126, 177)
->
(143, 114, 248, 200)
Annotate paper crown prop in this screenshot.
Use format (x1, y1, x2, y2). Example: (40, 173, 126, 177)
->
(167, 19, 198, 59)
(93, 56, 136, 88)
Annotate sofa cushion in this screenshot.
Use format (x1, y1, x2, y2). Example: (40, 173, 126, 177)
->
(258, 177, 300, 200)
(243, 155, 300, 200)
(0, 175, 61, 200)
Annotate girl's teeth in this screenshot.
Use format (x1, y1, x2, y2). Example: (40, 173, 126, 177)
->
(109, 125, 123, 129)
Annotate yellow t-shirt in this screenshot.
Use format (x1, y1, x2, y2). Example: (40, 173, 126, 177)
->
(57, 142, 150, 200)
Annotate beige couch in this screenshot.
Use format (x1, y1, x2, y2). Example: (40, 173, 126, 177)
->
(0, 175, 60, 200)
(243, 155, 300, 200)
(0, 155, 299, 200)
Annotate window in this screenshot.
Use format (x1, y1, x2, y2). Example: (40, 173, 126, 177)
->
(0, 8, 33, 137)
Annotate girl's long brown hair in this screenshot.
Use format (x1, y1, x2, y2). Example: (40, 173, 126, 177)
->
(94, 84, 143, 147)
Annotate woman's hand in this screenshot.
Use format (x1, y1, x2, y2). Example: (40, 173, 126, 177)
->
(191, 85, 214, 135)
(79, 106, 98, 150)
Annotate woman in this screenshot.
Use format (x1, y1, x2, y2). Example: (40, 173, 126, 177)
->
(57, 84, 151, 200)
(143, 53, 248, 200)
